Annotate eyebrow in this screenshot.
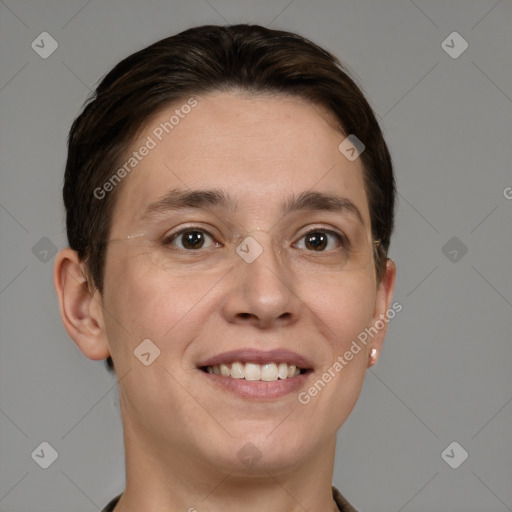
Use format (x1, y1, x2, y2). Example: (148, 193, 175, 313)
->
(140, 188, 364, 225)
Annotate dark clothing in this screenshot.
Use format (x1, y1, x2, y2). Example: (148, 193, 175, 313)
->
(102, 486, 358, 511)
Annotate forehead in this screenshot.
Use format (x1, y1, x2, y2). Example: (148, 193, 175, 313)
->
(109, 91, 370, 235)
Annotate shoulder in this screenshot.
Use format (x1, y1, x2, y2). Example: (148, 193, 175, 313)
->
(332, 485, 359, 512)
(103, 489, 357, 511)
(101, 493, 121, 512)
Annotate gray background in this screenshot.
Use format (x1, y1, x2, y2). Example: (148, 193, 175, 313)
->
(1, 0, 511, 510)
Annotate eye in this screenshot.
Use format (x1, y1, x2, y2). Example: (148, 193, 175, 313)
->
(293, 228, 345, 252)
(162, 228, 220, 250)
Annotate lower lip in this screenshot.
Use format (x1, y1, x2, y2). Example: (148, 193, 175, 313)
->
(199, 369, 312, 400)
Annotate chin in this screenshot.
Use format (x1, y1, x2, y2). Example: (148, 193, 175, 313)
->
(199, 426, 315, 474)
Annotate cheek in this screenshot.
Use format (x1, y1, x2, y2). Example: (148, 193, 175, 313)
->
(303, 270, 376, 351)
(296, 273, 375, 431)
(102, 259, 221, 356)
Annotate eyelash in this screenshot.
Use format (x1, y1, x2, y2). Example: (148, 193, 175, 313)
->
(161, 225, 348, 252)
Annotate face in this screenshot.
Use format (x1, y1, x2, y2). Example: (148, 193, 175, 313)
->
(99, 91, 393, 474)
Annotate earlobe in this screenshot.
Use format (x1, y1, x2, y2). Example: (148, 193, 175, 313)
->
(53, 248, 111, 361)
(367, 258, 397, 368)
(368, 348, 378, 367)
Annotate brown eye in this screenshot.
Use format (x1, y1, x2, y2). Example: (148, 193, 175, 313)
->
(180, 231, 206, 249)
(294, 229, 344, 252)
(163, 229, 218, 250)
(304, 232, 328, 251)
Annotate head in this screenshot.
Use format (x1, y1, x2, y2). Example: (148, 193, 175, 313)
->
(55, 24, 396, 474)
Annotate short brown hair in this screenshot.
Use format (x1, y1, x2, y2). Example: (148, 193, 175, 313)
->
(63, 24, 395, 372)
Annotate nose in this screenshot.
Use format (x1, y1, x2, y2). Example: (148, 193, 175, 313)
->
(220, 234, 301, 329)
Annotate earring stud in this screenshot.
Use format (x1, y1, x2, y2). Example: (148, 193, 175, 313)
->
(370, 348, 377, 360)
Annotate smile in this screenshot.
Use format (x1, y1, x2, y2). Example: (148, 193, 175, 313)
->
(196, 348, 313, 399)
(200, 362, 307, 381)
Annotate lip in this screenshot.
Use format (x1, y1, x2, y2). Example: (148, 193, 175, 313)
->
(199, 368, 312, 400)
(196, 349, 314, 401)
(196, 348, 313, 369)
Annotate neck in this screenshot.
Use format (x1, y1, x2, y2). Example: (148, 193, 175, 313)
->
(113, 410, 339, 512)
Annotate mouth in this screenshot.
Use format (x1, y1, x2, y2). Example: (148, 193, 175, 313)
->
(196, 349, 313, 400)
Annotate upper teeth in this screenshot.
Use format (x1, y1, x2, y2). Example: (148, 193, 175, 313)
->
(205, 362, 301, 381)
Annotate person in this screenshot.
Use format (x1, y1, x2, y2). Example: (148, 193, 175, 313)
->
(54, 23, 396, 512)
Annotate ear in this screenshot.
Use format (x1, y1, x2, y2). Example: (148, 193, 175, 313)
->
(367, 258, 397, 368)
(53, 248, 111, 361)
